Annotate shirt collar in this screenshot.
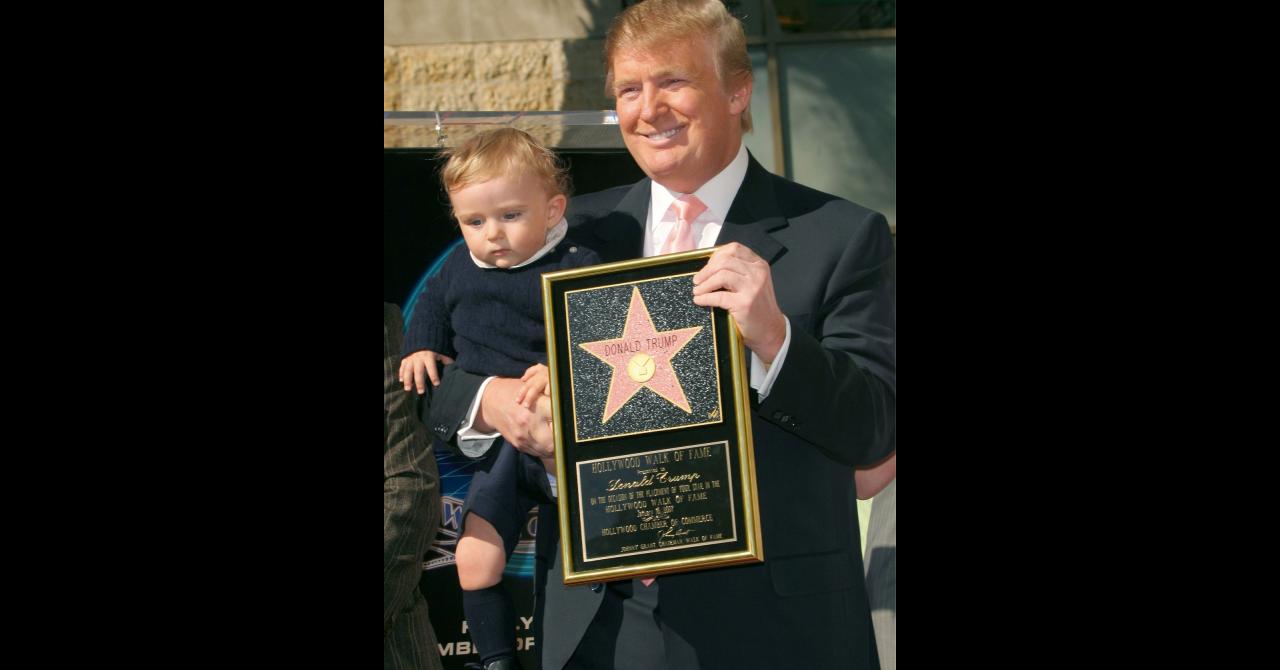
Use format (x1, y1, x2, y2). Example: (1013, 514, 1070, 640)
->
(649, 142, 749, 227)
(469, 217, 568, 269)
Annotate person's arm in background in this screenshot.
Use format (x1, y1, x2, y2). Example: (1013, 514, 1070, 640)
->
(856, 452, 896, 500)
(384, 303, 443, 636)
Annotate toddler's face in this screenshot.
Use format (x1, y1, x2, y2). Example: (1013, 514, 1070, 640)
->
(450, 174, 566, 269)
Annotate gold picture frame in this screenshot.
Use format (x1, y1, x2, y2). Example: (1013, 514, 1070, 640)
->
(541, 247, 763, 585)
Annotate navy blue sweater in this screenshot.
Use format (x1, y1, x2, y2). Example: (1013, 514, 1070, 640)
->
(402, 240, 601, 379)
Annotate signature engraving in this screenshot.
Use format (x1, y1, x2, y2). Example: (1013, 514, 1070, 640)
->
(660, 523, 691, 539)
(605, 467, 702, 492)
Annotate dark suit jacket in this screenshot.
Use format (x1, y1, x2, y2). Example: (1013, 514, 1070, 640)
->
(429, 155, 895, 669)
(384, 303, 444, 670)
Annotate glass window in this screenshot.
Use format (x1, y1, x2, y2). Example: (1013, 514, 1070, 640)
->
(741, 46, 778, 174)
(779, 40, 896, 231)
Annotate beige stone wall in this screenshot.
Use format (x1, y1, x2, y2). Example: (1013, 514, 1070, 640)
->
(383, 39, 608, 111)
(384, 38, 611, 148)
(384, 0, 616, 46)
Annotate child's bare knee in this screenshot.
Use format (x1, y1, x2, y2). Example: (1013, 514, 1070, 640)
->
(456, 553, 504, 590)
(456, 519, 507, 590)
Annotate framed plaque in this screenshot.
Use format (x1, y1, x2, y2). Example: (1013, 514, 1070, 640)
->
(541, 247, 763, 585)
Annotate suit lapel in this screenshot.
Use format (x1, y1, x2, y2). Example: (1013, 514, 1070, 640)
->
(714, 153, 788, 265)
(580, 178, 650, 262)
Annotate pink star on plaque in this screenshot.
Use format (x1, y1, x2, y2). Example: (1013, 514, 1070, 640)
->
(577, 286, 704, 424)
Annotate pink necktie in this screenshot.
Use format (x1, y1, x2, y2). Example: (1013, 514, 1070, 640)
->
(660, 195, 708, 254)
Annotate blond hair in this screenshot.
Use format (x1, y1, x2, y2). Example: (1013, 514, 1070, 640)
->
(603, 0, 753, 132)
(440, 127, 571, 200)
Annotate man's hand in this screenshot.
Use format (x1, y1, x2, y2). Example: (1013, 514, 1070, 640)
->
(516, 364, 551, 410)
(692, 243, 787, 363)
(527, 394, 555, 464)
(399, 350, 455, 395)
(474, 377, 555, 461)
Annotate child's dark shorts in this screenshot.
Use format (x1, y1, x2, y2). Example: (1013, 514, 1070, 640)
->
(459, 439, 554, 557)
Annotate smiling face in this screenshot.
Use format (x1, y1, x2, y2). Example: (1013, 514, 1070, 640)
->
(611, 37, 751, 194)
(449, 174, 567, 268)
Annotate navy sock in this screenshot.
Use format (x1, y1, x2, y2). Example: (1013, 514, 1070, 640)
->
(462, 583, 516, 664)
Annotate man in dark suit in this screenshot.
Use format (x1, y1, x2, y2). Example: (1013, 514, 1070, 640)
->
(385, 303, 445, 670)
(423, 1, 894, 667)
